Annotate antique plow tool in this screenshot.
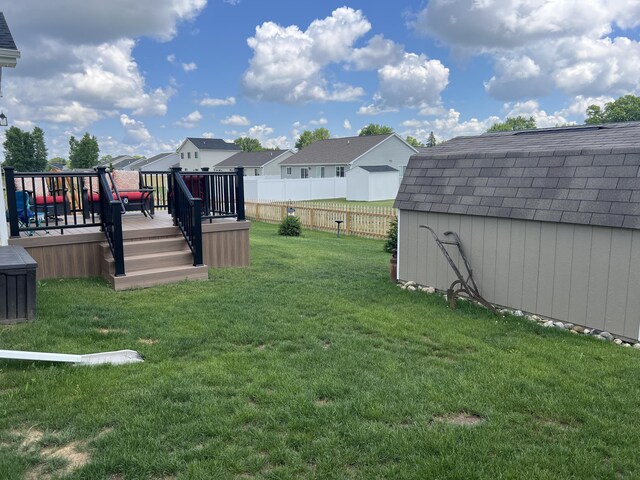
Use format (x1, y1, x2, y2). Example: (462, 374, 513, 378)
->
(419, 225, 498, 315)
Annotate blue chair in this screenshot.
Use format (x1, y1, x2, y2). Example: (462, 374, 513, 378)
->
(15, 191, 43, 236)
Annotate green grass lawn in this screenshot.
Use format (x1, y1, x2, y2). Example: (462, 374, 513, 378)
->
(2, 222, 640, 479)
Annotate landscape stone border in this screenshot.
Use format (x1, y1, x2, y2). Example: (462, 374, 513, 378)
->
(397, 280, 640, 350)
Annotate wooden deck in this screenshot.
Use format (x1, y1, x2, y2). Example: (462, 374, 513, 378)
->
(8, 211, 251, 282)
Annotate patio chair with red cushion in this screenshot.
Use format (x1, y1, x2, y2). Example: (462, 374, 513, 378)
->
(84, 170, 154, 218)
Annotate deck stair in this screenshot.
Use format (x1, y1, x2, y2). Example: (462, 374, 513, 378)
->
(100, 225, 208, 290)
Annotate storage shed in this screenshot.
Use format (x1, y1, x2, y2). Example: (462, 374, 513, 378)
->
(346, 165, 399, 201)
(395, 122, 640, 341)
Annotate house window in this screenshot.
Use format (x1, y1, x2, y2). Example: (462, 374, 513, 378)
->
(187, 152, 191, 159)
(336, 166, 345, 177)
(317, 166, 325, 178)
(194, 151, 198, 159)
(301, 168, 309, 179)
(254, 168, 259, 176)
(181, 152, 184, 159)
(286, 167, 292, 175)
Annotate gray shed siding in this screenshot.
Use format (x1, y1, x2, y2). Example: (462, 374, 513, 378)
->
(398, 210, 640, 340)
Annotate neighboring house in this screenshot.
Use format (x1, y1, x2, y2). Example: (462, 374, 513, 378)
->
(280, 133, 417, 180)
(99, 155, 140, 170)
(215, 150, 294, 176)
(177, 137, 241, 170)
(395, 122, 640, 341)
(128, 152, 179, 172)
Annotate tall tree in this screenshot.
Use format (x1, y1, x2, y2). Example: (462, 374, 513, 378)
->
(31, 126, 48, 172)
(359, 123, 394, 136)
(405, 136, 423, 148)
(234, 137, 263, 152)
(69, 133, 100, 169)
(487, 116, 536, 132)
(295, 128, 330, 150)
(426, 131, 438, 147)
(585, 95, 640, 124)
(2, 126, 49, 171)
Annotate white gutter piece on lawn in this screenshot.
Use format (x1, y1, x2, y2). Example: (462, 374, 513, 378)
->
(0, 349, 144, 366)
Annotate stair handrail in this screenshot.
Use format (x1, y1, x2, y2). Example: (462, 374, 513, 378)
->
(96, 166, 125, 276)
(170, 167, 203, 266)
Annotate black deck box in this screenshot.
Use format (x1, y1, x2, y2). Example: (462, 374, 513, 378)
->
(0, 246, 37, 324)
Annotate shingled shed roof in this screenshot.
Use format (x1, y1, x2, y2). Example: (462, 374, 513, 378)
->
(395, 122, 640, 230)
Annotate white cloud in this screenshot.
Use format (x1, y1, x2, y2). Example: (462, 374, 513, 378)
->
(1, 0, 203, 134)
(4, 0, 206, 45)
(401, 109, 500, 143)
(310, 118, 328, 125)
(349, 34, 405, 70)
(412, 0, 640, 101)
(504, 100, 570, 128)
(359, 53, 449, 114)
(242, 8, 369, 103)
(221, 115, 250, 126)
(199, 96, 236, 107)
(175, 110, 203, 128)
(343, 119, 352, 130)
(201, 132, 215, 138)
(120, 114, 152, 145)
(182, 62, 198, 72)
(167, 54, 177, 64)
(225, 124, 291, 149)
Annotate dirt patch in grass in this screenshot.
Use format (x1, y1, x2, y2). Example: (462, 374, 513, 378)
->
(11, 426, 111, 479)
(434, 413, 484, 426)
(321, 340, 331, 350)
(97, 328, 128, 335)
(315, 397, 331, 406)
(138, 338, 159, 345)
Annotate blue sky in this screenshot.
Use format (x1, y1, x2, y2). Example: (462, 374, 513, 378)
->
(2, 0, 640, 159)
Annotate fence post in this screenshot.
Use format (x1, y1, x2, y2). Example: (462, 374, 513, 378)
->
(3, 167, 19, 238)
(235, 167, 245, 221)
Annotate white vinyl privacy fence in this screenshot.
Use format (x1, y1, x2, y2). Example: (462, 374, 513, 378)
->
(243, 176, 346, 201)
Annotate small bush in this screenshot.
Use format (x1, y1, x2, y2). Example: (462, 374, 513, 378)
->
(383, 216, 398, 253)
(278, 215, 302, 236)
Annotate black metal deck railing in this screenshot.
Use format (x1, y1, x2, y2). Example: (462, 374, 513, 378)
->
(96, 166, 125, 276)
(4, 166, 246, 273)
(4, 166, 102, 236)
(180, 167, 245, 221)
(169, 167, 203, 266)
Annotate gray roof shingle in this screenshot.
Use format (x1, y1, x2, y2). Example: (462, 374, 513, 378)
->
(186, 138, 241, 151)
(0, 13, 17, 50)
(281, 134, 394, 166)
(395, 122, 640, 230)
(216, 150, 289, 168)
